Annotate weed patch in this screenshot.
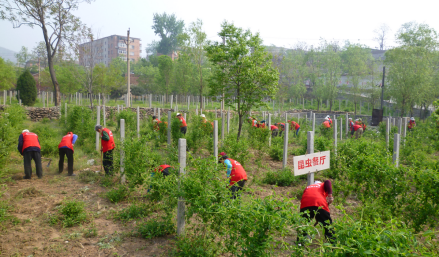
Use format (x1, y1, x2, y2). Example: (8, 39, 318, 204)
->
(137, 218, 175, 239)
(106, 185, 130, 203)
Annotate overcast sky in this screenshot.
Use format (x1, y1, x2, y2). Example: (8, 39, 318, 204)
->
(1, 0, 439, 56)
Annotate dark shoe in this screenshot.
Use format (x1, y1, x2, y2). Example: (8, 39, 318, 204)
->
(23, 176, 31, 179)
(67, 174, 76, 177)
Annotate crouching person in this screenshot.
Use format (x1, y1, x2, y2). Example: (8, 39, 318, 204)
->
(219, 152, 248, 199)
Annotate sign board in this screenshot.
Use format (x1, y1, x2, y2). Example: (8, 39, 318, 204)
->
(293, 151, 330, 176)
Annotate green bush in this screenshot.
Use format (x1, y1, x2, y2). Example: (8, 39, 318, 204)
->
(64, 106, 95, 154)
(219, 134, 251, 167)
(30, 122, 61, 156)
(269, 136, 283, 161)
(16, 70, 37, 106)
(115, 203, 150, 221)
(262, 169, 301, 187)
(173, 232, 220, 257)
(59, 200, 87, 227)
(116, 109, 136, 136)
(106, 185, 130, 203)
(137, 218, 175, 239)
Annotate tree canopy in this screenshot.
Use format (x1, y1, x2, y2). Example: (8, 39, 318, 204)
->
(152, 13, 184, 55)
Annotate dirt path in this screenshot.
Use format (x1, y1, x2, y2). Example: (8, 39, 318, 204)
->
(1, 168, 173, 257)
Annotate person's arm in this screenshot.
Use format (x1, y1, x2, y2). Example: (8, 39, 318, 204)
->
(101, 131, 110, 141)
(72, 134, 78, 145)
(17, 134, 24, 155)
(324, 180, 334, 204)
(224, 159, 232, 177)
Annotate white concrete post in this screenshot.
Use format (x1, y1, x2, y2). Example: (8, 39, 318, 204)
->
(117, 105, 120, 113)
(177, 138, 186, 236)
(282, 123, 289, 169)
(398, 117, 402, 134)
(158, 108, 161, 121)
(149, 94, 152, 108)
(386, 118, 390, 149)
(345, 113, 349, 137)
(96, 106, 100, 151)
(307, 131, 315, 186)
(312, 113, 316, 132)
(170, 95, 173, 109)
(167, 111, 172, 146)
(227, 110, 230, 134)
(393, 133, 400, 167)
(333, 117, 337, 156)
(214, 120, 218, 162)
(187, 96, 190, 110)
(268, 113, 272, 147)
(340, 117, 342, 140)
(137, 106, 140, 138)
(184, 113, 187, 121)
(221, 112, 225, 141)
(120, 119, 126, 184)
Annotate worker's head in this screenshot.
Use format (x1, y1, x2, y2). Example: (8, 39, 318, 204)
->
(200, 114, 205, 118)
(22, 129, 29, 133)
(261, 120, 265, 124)
(176, 113, 181, 117)
(152, 115, 157, 120)
(218, 152, 228, 163)
(348, 118, 352, 121)
(67, 132, 73, 135)
(326, 115, 330, 119)
(325, 117, 329, 121)
(95, 125, 103, 133)
(355, 119, 359, 122)
(410, 117, 415, 121)
(314, 180, 322, 184)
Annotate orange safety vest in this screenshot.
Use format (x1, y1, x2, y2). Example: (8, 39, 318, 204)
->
(179, 117, 187, 127)
(323, 121, 331, 128)
(300, 182, 330, 212)
(227, 158, 247, 186)
(353, 124, 362, 131)
(101, 128, 115, 153)
(58, 132, 74, 151)
(270, 125, 278, 131)
(22, 132, 41, 152)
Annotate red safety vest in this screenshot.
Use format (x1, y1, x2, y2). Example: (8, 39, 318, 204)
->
(252, 119, 258, 127)
(157, 164, 171, 173)
(227, 158, 247, 186)
(300, 182, 330, 212)
(270, 125, 278, 131)
(179, 117, 187, 127)
(408, 121, 416, 129)
(353, 124, 362, 131)
(101, 128, 115, 153)
(58, 132, 74, 151)
(323, 121, 331, 128)
(22, 132, 41, 152)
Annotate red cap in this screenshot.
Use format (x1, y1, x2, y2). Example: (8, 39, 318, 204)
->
(219, 152, 226, 156)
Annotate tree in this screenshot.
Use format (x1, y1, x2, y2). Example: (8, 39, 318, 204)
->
(374, 24, 391, 50)
(0, 57, 16, 90)
(15, 46, 31, 68)
(205, 22, 279, 139)
(16, 70, 37, 106)
(321, 40, 342, 111)
(365, 57, 382, 110)
(305, 46, 324, 110)
(152, 13, 184, 55)
(172, 52, 194, 97)
(396, 22, 438, 49)
(0, 0, 93, 106)
(341, 43, 372, 116)
(156, 55, 173, 100)
(179, 19, 208, 108)
(32, 41, 48, 68)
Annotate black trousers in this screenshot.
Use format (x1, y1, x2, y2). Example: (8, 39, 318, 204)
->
(103, 150, 114, 175)
(298, 206, 335, 243)
(272, 129, 279, 138)
(59, 148, 74, 175)
(23, 151, 43, 179)
(181, 126, 187, 135)
(230, 180, 246, 199)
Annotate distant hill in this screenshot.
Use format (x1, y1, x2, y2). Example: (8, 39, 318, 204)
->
(0, 46, 17, 63)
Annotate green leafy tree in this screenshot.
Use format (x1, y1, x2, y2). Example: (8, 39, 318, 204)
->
(305, 46, 324, 110)
(179, 19, 208, 108)
(365, 57, 383, 110)
(341, 43, 372, 115)
(15, 46, 31, 68)
(16, 70, 37, 106)
(152, 13, 184, 55)
(0, 57, 16, 90)
(0, 0, 93, 106)
(205, 22, 279, 139)
(156, 55, 173, 100)
(32, 41, 48, 68)
(321, 41, 342, 111)
(172, 52, 194, 97)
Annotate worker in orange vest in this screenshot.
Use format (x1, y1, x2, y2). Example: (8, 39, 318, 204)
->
(58, 132, 78, 176)
(176, 113, 187, 135)
(322, 117, 331, 129)
(154, 164, 173, 177)
(152, 116, 162, 131)
(298, 180, 335, 245)
(95, 125, 115, 175)
(277, 122, 286, 136)
(326, 115, 333, 126)
(270, 124, 279, 137)
(219, 152, 248, 199)
(288, 120, 300, 136)
(18, 129, 43, 179)
(352, 121, 363, 139)
(258, 120, 266, 129)
(408, 117, 416, 131)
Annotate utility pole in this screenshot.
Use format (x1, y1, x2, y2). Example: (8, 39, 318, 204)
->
(124, 28, 131, 108)
(380, 66, 385, 110)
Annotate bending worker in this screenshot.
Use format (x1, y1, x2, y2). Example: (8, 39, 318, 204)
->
(18, 129, 43, 179)
(95, 125, 115, 176)
(58, 132, 78, 176)
(408, 117, 416, 131)
(176, 113, 187, 135)
(298, 180, 335, 245)
(288, 120, 300, 136)
(219, 152, 248, 199)
(152, 115, 162, 131)
(270, 124, 279, 137)
(323, 117, 331, 129)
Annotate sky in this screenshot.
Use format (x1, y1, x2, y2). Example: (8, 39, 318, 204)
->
(1, 0, 439, 56)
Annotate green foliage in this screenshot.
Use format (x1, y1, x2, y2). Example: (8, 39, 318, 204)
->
(186, 116, 210, 153)
(314, 136, 333, 151)
(173, 231, 220, 257)
(262, 169, 301, 187)
(115, 203, 150, 221)
(0, 57, 16, 90)
(116, 109, 136, 136)
(106, 185, 130, 203)
(247, 126, 270, 151)
(58, 200, 87, 228)
(0, 200, 19, 226)
(137, 218, 175, 239)
(152, 12, 185, 55)
(16, 69, 37, 106)
(219, 134, 251, 167)
(64, 106, 95, 154)
(30, 122, 60, 156)
(269, 136, 283, 161)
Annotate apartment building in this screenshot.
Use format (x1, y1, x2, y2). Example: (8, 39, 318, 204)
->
(79, 35, 142, 67)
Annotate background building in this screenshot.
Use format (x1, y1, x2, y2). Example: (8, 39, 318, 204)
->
(79, 35, 142, 67)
